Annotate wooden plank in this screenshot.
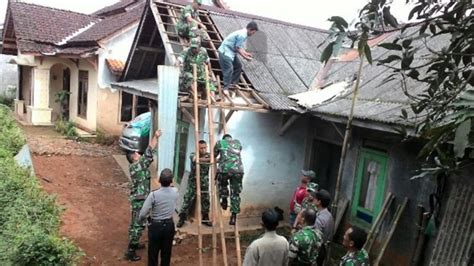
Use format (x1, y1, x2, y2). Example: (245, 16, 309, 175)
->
(364, 192, 394, 252)
(191, 64, 204, 266)
(374, 198, 409, 266)
(180, 106, 195, 125)
(204, 66, 228, 266)
(179, 102, 270, 113)
(150, 2, 178, 65)
(278, 114, 299, 136)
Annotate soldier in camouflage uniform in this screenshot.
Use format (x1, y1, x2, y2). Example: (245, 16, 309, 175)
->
(177, 140, 212, 228)
(176, 0, 207, 42)
(214, 134, 243, 225)
(289, 209, 324, 266)
(293, 182, 319, 230)
(178, 38, 216, 98)
(124, 130, 161, 262)
(340, 226, 369, 266)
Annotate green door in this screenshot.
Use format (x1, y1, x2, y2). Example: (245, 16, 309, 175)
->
(351, 148, 388, 228)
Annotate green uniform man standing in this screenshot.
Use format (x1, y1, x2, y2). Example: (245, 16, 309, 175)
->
(289, 209, 324, 266)
(124, 130, 161, 261)
(340, 226, 369, 266)
(178, 38, 215, 97)
(177, 140, 212, 228)
(215, 134, 243, 225)
(176, 0, 205, 42)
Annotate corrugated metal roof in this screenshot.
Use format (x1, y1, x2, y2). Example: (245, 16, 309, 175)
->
(429, 181, 473, 265)
(210, 12, 328, 110)
(111, 79, 158, 99)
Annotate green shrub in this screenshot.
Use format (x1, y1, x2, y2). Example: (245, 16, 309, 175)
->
(0, 110, 83, 265)
(0, 94, 14, 108)
(54, 120, 77, 138)
(0, 105, 26, 157)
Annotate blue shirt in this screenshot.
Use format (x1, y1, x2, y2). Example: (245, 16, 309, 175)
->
(218, 28, 248, 60)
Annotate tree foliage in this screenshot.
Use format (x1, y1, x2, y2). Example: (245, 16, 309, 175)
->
(322, 0, 474, 178)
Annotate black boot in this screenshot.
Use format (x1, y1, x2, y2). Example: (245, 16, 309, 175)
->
(229, 213, 236, 225)
(221, 198, 228, 210)
(124, 244, 141, 261)
(202, 213, 212, 227)
(131, 243, 145, 250)
(176, 213, 187, 228)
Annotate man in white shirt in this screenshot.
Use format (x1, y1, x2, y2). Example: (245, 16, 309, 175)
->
(243, 209, 289, 266)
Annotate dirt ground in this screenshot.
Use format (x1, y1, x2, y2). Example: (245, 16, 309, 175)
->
(27, 126, 243, 265)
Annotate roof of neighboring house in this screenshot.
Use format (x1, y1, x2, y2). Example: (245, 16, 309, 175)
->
(309, 28, 444, 127)
(70, 2, 144, 43)
(8, 2, 98, 45)
(106, 58, 125, 76)
(1, 1, 142, 56)
(92, 0, 140, 17)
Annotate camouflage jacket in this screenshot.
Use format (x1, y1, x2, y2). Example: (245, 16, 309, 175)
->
(189, 152, 211, 179)
(289, 226, 323, 265)
(179, 47, 210, 81)
(214, 139, 244, 174)
(129, 146, 154, 201)
(294, 197, 318, 214)
(340, 249, 369, 266)
(179, 4, 198, 24)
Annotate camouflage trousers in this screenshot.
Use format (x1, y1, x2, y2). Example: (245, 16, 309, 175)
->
(176, 22, 209, 41)
(128, 199, 146, 246)
(218, 173, 243, 214)
(179, 174, 210, 216)
(179, 72, 216, 94)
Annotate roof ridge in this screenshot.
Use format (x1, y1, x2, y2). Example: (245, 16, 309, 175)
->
(11, 1, 95, 18)
(56, 21, 98, 45)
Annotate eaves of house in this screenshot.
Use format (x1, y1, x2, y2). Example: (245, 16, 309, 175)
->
(0, 1, 145, 57)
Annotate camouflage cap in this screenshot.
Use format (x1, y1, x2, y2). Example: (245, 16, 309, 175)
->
(306, 182, 319, 193)
(190, 38, 200, 48)
(195, 0, 203, 5)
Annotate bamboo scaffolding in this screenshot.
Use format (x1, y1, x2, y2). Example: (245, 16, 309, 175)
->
(364, 192, 394, 252)
(192, 64, 204, 266)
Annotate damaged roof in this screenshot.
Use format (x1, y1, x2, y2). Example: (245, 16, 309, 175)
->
(1, 1, 142, 56)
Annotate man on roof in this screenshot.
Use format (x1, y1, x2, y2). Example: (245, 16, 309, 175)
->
(177, 38, 216, 98)
(218, 21, 258, 91)
(176, 0, 206, 42)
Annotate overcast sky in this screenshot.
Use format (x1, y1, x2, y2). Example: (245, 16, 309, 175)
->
(0, 0, 412, 29)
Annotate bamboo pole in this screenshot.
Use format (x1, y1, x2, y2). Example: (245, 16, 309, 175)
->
(374, 198, 409, 265)
(364, 192, 394, 252)
(332, 56, 365, 219)
(204, 66, 218, 266)
(214, 75, 229, 266)
(192, 64, 203, 266)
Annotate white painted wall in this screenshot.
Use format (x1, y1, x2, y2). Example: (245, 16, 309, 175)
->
(184, 111, 307, 216)
(98, 25, 138, 89)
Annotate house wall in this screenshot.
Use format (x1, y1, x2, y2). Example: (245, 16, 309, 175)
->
(96, 24, 138, 135)
(20, 65, 33, 108)
(184, 111, 308, 217)
(97, 88, 122, 135)
(0, 54, 18, 98)
(98, 25, 138, 89)
(309, 117, 437, 265)
(48, 63, 68, 121)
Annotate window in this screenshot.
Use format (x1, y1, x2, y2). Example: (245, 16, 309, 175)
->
(120, 91, 149, 122)
(173, 120, 189, 184)
(78, 70, 88, 117)
(352, 148, 388, 226)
